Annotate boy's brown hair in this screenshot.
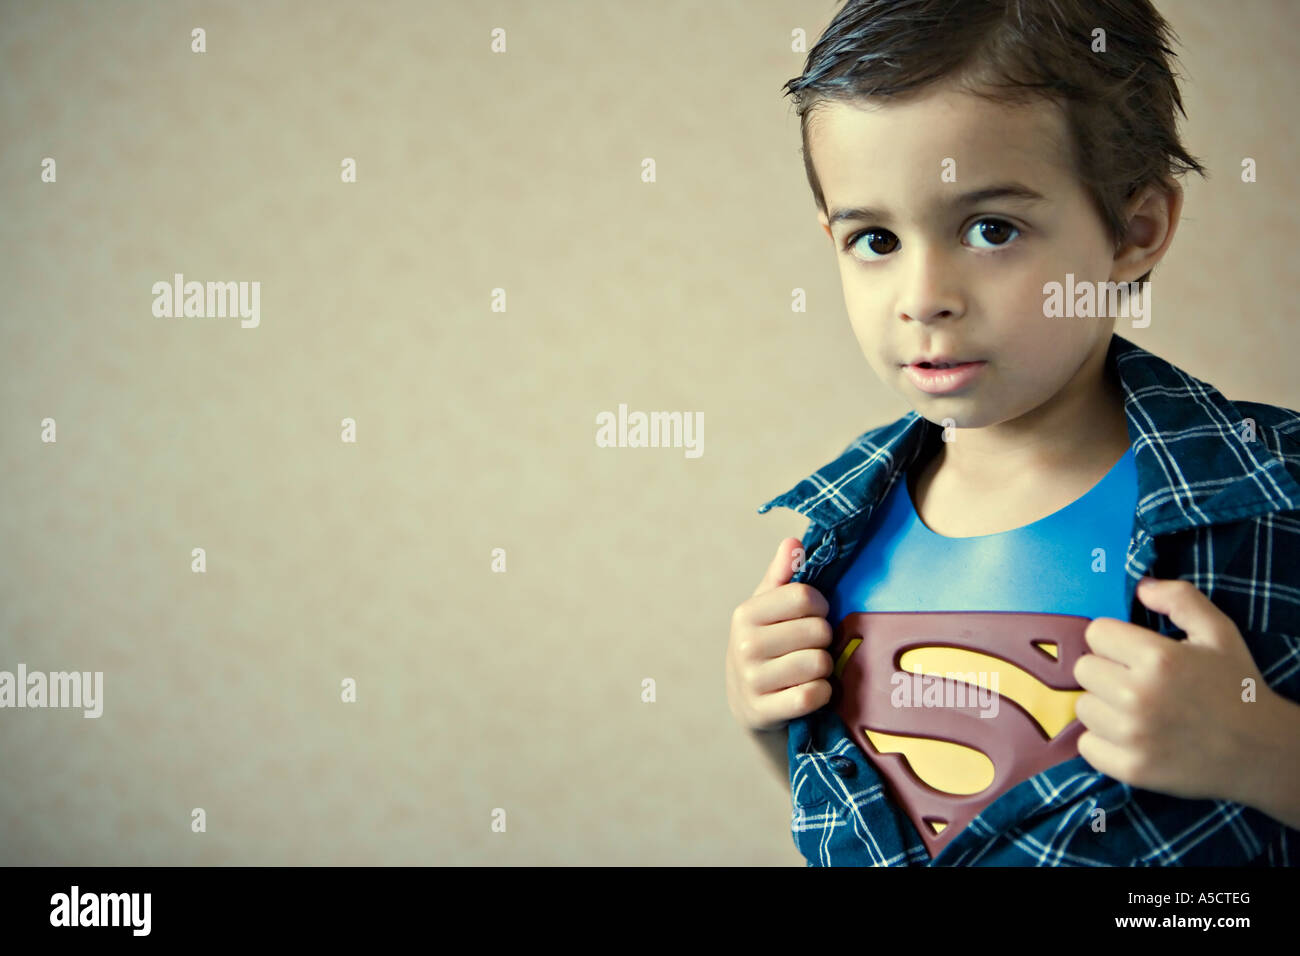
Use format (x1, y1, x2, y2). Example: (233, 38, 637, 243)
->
(782, 0, 1207, 282)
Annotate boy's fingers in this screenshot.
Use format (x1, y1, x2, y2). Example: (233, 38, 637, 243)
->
(751, 537, 803, 598)
(744, 580, 830, 628)
(738, 616, 834, 667)
(751, 647, 834, 694)
(752, 680, 832, 728)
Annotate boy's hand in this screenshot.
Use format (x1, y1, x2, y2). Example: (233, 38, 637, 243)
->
(1072, 576, 1278, 805)
(727, 537, 835, 732)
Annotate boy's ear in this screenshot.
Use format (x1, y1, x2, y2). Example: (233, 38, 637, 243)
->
(1111, 179, 1184, 284)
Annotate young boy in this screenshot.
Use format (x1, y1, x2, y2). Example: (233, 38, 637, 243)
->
(726, 0, 1300, 865)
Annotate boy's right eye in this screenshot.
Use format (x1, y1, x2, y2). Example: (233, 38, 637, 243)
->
(845, 228, 900, 260)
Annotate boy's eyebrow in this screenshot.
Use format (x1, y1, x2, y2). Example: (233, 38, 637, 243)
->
(827, 183, 1049, 227)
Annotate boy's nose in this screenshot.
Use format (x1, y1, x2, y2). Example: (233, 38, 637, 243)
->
(895, 245, 964, 324)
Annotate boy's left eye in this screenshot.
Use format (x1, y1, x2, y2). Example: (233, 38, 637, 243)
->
(966, 218, 1020, 249)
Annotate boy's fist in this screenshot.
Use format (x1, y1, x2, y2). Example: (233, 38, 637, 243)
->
(726, 537, 835, 732)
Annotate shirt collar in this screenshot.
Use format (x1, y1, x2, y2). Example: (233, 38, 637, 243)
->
(756, 333, 1300, 538)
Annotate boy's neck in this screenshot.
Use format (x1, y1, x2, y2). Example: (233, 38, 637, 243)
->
(925, 341, 1131, 492)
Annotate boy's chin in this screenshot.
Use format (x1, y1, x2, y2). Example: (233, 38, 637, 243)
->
(910, 401, 990, 431)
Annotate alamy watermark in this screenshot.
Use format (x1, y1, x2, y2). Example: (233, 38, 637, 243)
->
(152, 273, 260, 328)
(0, 664, 103, 717)
(50, 886, 150, 936)
(595, 403, 703, 458)
(1043, 273, 1150, 328)
(891, 669, 1000, 719)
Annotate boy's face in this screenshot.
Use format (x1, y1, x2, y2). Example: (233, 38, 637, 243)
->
(810, 79, 1127, 430)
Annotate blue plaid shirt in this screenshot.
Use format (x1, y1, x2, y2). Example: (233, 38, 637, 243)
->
(756, 333, 1300, 865)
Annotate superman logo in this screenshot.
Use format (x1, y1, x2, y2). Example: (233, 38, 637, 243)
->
(827, 611, 1089, 858)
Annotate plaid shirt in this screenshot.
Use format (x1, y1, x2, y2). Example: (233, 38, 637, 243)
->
(756, 333, 1300, 866)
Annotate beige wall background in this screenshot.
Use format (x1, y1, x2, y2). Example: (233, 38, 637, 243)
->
(0, 0, 1295, 865)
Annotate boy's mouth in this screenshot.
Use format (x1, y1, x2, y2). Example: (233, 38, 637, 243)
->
(901, 354, 983, 368)
(901, 360, 988, 394)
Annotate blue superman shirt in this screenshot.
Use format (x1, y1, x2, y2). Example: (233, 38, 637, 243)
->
(828, 446, 1136, 622)
(822, 446, 1136, 858)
